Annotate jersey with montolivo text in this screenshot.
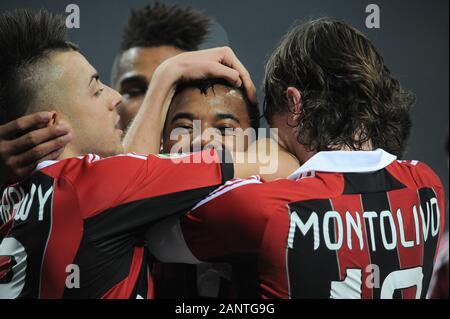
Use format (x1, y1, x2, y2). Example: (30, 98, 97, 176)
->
(146, 149, 446, 299)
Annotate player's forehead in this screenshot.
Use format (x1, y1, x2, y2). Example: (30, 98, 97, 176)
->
(171, 85, 250, 126)
(172, 84, 250, 119)
(50, 50, 98, 85)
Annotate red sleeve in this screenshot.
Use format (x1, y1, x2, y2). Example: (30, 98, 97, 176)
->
(413, 162, 446, 243)
(390, 160, 446, 244)
(41, 150, 233, 237)
(180, 177, 266, 261)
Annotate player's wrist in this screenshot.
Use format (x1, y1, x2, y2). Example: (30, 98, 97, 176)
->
(152, 58, 182, 91)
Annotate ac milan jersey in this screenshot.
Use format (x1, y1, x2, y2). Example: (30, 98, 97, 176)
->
(146, 149, 446, 299)
(427, 232, 449, 299)
(0, 150, 233, 299)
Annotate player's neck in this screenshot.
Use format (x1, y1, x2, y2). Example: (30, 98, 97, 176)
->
(56, 144, 81, 161)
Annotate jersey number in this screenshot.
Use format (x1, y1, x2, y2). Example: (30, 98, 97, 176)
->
(0, 237, 27, 299)
(330, 267, 423, 299)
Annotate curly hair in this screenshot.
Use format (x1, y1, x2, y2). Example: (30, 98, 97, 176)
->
(120, 2, 212, 51)
(263, 17, 414, 158)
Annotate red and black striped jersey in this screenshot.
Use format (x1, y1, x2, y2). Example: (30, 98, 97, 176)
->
(0, 150, 233, 299)
(146, 149, 446, 299)
(427, 232, 449, 299)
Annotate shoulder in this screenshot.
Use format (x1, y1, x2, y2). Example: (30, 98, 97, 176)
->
(36, 153, 148, 179)
(192, 174, 337, 213)
(391, 159, 444, 191)
(192, 176, 264, 210)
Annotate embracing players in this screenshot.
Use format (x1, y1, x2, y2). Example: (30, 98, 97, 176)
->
(146, 18, 446, 299)
(0, 9, 292, 298)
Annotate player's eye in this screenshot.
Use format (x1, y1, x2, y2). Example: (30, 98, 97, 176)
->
(176, 124, 193, 132)
(216, 126, 234, 135)
(122, 87, 147, 100)
(94, 88, 104, 97)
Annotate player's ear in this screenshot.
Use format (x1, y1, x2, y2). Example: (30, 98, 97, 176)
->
(286, 87, 302, 125)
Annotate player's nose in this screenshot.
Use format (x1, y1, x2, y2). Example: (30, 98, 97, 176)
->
(107, 86, 123, 111)
(190, 134, 223, 151)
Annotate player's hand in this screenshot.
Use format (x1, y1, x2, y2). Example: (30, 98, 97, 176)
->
(155, 46, 257, 104)
(0, 112, 72, 185)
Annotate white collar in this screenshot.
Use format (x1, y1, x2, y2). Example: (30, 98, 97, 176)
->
(288, 149, 397, 180)
(35, 154, 93, 172)
(36, 160, 60, 171)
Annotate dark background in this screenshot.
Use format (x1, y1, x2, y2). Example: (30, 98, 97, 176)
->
(1, 0, 449, 222)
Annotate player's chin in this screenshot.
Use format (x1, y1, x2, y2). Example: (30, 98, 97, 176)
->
(102, 144, 124, 157)
(101, 137, 125, 157)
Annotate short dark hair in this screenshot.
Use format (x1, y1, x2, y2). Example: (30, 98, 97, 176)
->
(121, 2, 212, 52)
(264, 17, 414, 158)
(174, 79, 260, 132)
(111, 2, 212, 86)
(0, 9, 78, 125)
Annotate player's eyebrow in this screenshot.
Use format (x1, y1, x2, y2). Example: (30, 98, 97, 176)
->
(171, 112, 195, 123)
(215, 113, 241, 124)
(89, 73, 100, 87)
(119, 74, 148, 89)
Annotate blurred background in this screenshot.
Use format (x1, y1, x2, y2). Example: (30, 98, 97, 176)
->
(1, 0, 448, 226)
